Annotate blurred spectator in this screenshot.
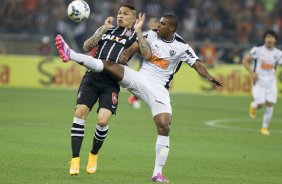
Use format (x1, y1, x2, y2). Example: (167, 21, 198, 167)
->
(146, 17, 159, 32)
(3, 0, 28, 33)
(0, 42, 7, 54)
(38, 36, 51, 56)
(199, 39, 217, 67)
(1, 0, 281, 44)
(182, 8, 197, 40)
(0, 0, 281, 59)
(221, 46, 242, 64)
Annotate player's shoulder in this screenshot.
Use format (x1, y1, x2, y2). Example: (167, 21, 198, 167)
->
(252, 44, 263, 50)
(174, 33, 187, 44)
(174, 33, 194, 51)
(250, 44, 263, 53)
(147, 29, 158, 36)
(273, 47, 282, 55)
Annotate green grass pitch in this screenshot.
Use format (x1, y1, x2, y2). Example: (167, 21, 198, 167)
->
(0, 88, 281, 184)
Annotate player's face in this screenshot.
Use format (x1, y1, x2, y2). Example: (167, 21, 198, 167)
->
(156, 17, 173, 39)
(264, 34, 276, 48)
(117, 7, 136, 28)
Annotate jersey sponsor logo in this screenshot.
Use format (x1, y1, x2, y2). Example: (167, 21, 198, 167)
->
(186, 50, 195, 58)
(102, 34, 126, 44)
(149, 55, 170, 70)
(112, 92, 118, 105)
(261, 62, 274, 70)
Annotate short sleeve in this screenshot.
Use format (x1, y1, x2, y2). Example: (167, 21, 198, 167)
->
(142, 30, 155, 43)
(249, 47, 258, 59)
(181, 44, 199, 66)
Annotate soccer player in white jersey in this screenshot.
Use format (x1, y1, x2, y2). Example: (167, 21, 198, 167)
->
(55, 14, 222, 182)
(243, 30, 282, 135)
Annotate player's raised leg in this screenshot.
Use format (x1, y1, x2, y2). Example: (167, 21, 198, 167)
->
(55, 34, 125, 81)
(55, 34, 104, 72)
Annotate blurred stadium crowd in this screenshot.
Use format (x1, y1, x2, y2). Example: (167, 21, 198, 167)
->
(0, 0, 281, 65)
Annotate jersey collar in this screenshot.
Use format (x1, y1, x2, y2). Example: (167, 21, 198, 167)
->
(161, 34, 175, 43)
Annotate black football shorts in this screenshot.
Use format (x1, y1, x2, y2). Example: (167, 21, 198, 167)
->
(76, 76, 120, 114)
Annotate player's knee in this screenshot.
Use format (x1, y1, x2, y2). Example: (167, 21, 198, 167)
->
(75, 104, 90, 119)
(97, 113, 110, 125)
(157, 122, 170, 135)
(265, 101, 274, 107)
(97, 117, 109, 126)
(103, 61, 115, 72)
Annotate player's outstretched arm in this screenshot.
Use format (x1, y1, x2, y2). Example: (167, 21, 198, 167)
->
(193, 60, 223, 87)
(83, 17, 114, 52)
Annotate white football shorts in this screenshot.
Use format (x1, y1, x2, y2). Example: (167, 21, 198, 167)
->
(252, 80, 277, 104)
(119, 66, 172, 117)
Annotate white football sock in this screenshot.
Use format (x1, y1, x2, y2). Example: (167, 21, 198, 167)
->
(251, 101, 258, 109)
(153, 135, 170, 177)
(70, 50, 104, 72)
(262, 106, 273, 128)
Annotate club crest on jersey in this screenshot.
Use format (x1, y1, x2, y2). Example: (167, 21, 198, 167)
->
(170, 50, 176, 57)
(102, 34, 126, 44)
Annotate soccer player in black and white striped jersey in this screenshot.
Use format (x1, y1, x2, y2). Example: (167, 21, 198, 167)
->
(67, 4, 138, 176)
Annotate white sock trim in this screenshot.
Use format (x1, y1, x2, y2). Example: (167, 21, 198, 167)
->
(73, 117, 85, 126)
(96, 124, 109, 131)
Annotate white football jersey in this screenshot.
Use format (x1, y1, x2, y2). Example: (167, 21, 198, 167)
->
(139, 30, 199, 88)
(250, 45, 282, 85)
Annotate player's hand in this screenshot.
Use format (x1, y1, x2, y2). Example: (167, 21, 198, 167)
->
(103, 17, 114, 30)
(134, 13, 145, 32)
(118, 54, 129, 65)
(209, 77, 223, 87)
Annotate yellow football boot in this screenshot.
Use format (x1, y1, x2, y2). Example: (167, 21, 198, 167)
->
(260, 128, 270, 135)
(69, 157, 80, 176)
(87, 153, 98, 174)
(249, 103, 256, 119)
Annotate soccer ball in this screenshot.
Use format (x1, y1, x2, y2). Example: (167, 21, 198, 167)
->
(67, 0, 90, 23)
